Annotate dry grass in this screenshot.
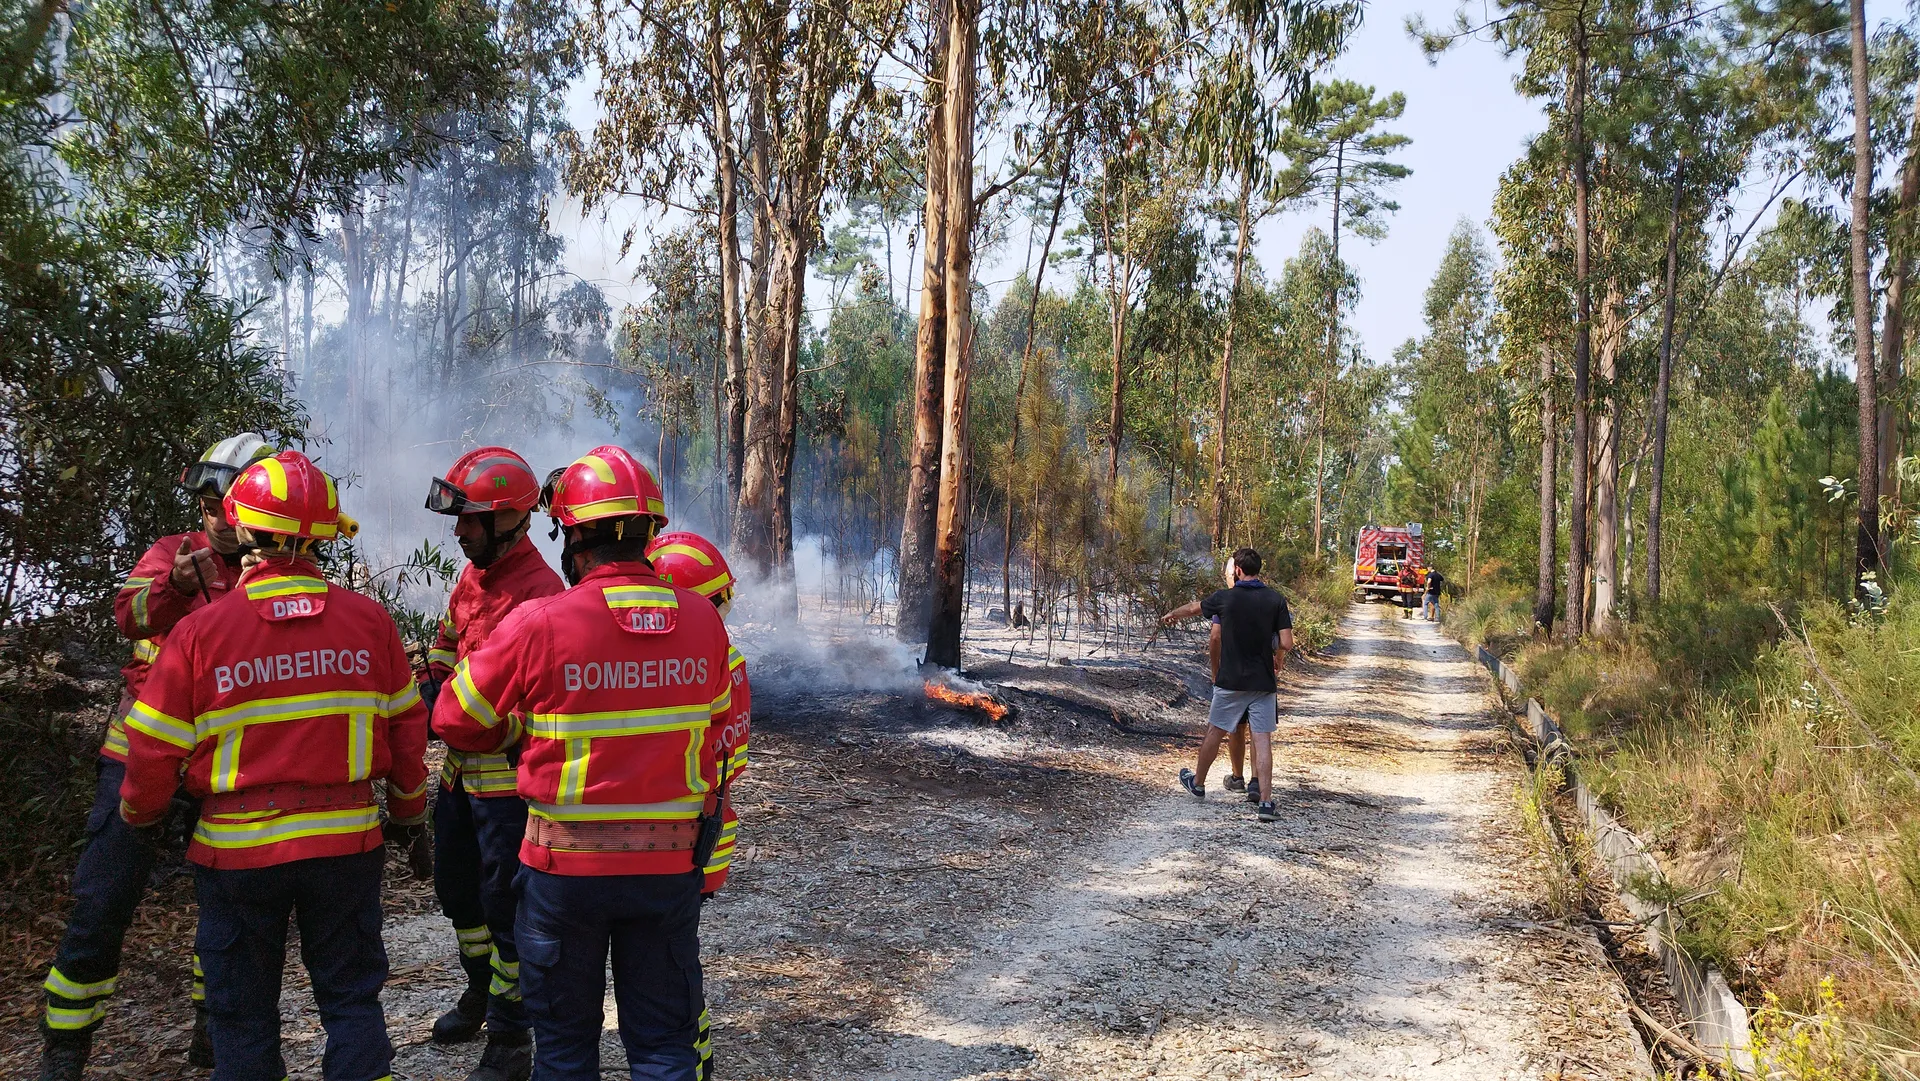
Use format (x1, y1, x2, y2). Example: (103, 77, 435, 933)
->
(1487, 592, 1920, 1070)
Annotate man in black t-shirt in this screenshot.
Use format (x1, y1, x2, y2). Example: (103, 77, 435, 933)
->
(1423, 569, 1444, 621)
(1160, 547, 1294, 822)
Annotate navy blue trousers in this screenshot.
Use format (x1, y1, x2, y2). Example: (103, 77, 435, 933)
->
(195, 848, 390, 1081)
(516, 867, 705, 1081)
(432, 779, 530, 1033)
(41, 757, 199, 1034)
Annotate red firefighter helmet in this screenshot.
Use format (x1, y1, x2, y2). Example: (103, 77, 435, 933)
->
(426, 446, 542, 516)
(547, 445, 668, 528)
(224, 451, 347, 540)
(647, 531, 735, 602)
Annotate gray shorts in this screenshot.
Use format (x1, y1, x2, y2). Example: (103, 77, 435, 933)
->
(1207, 687, 1278, 734)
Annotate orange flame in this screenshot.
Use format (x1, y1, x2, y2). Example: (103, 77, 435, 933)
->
(924, 680, 1009, 721)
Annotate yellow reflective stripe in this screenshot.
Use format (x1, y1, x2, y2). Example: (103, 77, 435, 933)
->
(130, 583, 150, 632)
(193, 806, 380, 848)
(558, 739, 590, 803)
(459, 753, 518, 795)
(127, 701, 195, 749)
(44, 967, 116, 1001)
(232, 504, 302, 535)
(347, 712, 372, 781)
(199, 689, 387, 736)
(45, 1003, 105, 1030)
(653, 543, 714, 566)
(427, 647, 456, 668)
(259, 456, 289, 499)
(525, 705, 709, 740)
(527, 798, 702, 821)
(728, 646, 744, 671)
(119, 576, 154, 590)
(132, 638, 160, 663)
(101, 723, 130, 758)
(389, 775, 429, 802)
(243, 575, 327, 600)
(602, 584, 678, 609)
(211, 728, 243, 792)
(645, 496, 665, 516)
(450, 662, 501, 728)
(456, 925, 492, 957)
(683, 728, 704, 795)
(489, 947, 520, 998)
(385, 681, 421, 717)
(571, 496, 638, 519)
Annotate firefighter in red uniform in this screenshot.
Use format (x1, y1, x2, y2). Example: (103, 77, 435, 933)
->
(36, 432, 272, 1081)
(645, 530, 750, 1081)
(419, 447, 562, 1081)
(119, 450, 431, 1081)
(435, 446, 732, 1081)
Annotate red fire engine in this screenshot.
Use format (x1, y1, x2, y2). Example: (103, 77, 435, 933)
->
(1353, 523, 1427, 606)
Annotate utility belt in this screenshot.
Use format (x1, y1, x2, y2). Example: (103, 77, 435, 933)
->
(525, 742, 737, 865)
(201, 780, 374, 815)
(525, 816, 701, 852)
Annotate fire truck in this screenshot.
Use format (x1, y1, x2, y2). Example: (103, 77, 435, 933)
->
(1353, 523, 1428, 606)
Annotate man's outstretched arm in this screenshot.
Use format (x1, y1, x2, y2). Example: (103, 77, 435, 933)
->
(1161, 599, 1203, 625)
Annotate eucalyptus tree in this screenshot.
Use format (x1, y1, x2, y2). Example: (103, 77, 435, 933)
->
(1275, 79, 1409, 555)
(1185, 0, 1362, 550)
(3, 0, 506, 634)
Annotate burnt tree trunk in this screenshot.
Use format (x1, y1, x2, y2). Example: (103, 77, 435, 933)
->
(897, 0, 950, 644)
(926, 0, 976, 669)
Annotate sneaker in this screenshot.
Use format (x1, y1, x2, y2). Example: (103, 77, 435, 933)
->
(1178, 768, 1205, 798)
(1245, 777, 1261, 804)
(1257, 801, 1278, 822)
(1223, 775, 1246, 792)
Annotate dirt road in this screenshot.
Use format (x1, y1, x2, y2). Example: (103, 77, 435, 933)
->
(0, 603, 1654, 1080)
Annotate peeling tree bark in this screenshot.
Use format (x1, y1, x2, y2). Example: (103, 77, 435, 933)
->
(926, 0, 976, 669)
(897, 0, 950, 645)
(1566, 26, 1593, 640)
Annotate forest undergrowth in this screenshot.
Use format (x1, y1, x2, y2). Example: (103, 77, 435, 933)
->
(1451, 587, 1920, 1075)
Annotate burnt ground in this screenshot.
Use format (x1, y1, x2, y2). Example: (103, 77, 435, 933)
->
(0, 605, 1654, 1080)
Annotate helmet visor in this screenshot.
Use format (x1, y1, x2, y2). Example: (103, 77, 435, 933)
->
(180, 461, 241, 497)
(426, 476, 483, 515)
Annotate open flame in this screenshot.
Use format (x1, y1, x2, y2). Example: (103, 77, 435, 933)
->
(924, 679, 1010, 721)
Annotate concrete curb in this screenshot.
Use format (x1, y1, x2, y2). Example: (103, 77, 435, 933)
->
(1475, 646, 1756, 1074)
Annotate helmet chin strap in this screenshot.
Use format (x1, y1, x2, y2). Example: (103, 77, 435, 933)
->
(471, 512, 530, 569)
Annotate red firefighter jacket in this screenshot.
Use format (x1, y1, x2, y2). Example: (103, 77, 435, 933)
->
(426, 539, 564, 797)
(104, 531, 243, 762)
(702, 644, 751, 893)
(433, 561, 733, 876)
(119, 558, 430, 870)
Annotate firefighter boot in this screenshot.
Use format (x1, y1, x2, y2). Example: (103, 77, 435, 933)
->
(432, 953, 492, 1045)
(188, 1004, 214, 1068)
(36, 1025, 91, 1081)
(466, 1029, 532, 1081)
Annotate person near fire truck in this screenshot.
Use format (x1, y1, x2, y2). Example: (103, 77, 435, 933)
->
(646, 529, 751, 1081)
(118, 449, 431, 1081)
(418, 446, 562, 1081)
(35, 432, 273, 1081)
(434, 445, 734, 1081)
